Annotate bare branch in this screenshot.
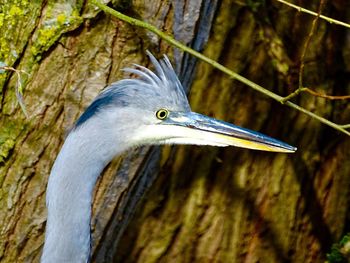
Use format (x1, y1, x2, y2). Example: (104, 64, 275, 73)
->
(300, 0, 325, 88)
(90, 0, 350, 137)
(0, 65, 29, 117)
(282, 0, 325, 102)
(303, 88, 350, 100)
(275, 0, 350, 29)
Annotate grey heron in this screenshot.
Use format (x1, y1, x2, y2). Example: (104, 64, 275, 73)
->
(41, 51, 296, 263)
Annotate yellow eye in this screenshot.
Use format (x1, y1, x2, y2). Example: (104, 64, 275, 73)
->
(156, 108, 169, 120)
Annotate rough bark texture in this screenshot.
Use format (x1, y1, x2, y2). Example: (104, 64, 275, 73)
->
(0, 0, 349, 263)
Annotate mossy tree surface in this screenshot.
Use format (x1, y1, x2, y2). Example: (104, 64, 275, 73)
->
(0, 0, 349, 263)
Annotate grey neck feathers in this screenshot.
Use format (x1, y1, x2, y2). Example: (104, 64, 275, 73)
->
(41, 122, 122, 263)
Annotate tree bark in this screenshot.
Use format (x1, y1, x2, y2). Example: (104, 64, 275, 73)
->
(0, 0, 349, 263)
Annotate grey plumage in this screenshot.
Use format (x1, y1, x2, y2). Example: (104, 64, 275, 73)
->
(76, 52, 190, 128)
(42, 52, 296, 263)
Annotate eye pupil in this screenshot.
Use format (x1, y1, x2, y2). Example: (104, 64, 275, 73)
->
(156, 109, 169, 120)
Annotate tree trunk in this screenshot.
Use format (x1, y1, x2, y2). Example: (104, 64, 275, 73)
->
(0, 0, 349, 263)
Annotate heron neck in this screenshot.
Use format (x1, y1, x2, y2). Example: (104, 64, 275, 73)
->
(41, 126, 120, 263)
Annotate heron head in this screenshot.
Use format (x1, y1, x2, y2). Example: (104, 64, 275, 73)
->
(75, 52, 296, 153)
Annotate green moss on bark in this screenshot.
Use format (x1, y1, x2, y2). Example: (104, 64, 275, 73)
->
(327, 234, 350, 263)
(0, 119, 25, 164)
(0, 1, 29, 63)
(30, 7, 83, 60)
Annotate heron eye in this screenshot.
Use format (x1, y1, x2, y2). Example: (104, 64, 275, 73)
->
(156, 108, 169, 120)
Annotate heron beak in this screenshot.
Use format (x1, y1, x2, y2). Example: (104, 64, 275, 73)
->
(160, 111, 297, 153)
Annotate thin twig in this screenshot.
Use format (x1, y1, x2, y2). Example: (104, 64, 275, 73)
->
(0, 66, 29, 117)
(282, 0, 325, 103)
(275, 0, 350, 29)
(281, 87, 350, 101)
(90, 0, 350, 137)
(280, 0, 350, 102)
(303, 88, 350, 100)
(299, 0, 324, 88)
